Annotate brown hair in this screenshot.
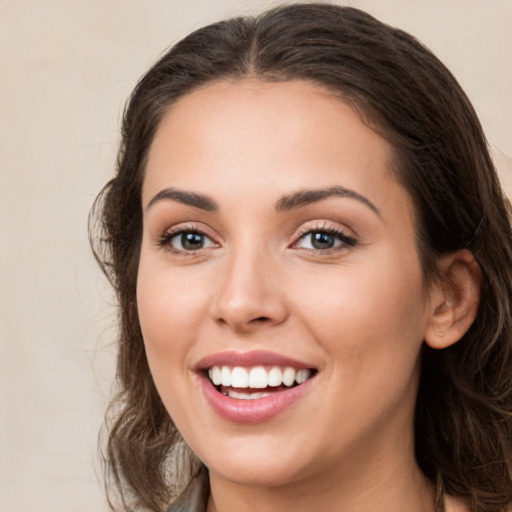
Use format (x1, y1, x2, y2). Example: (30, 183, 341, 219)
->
(90, 3, 512, 511)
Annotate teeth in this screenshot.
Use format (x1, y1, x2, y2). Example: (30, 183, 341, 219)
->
(231, 367, 249, 388)
(207, 365, 312, 389)
(267, 367, 282, 387)
(296, 369, 309, 384)
(248, 366, 268, 388)
(210, 366, 221, 385)
(282, 367, 296, 386)
(227, 389, 271, 400)
(221, 366, 232, 387)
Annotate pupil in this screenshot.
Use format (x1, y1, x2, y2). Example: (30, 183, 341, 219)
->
(312, 232, 334, 250)
(182, 232, 204, 250)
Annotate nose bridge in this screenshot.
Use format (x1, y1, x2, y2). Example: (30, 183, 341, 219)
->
(213, 236, 287, 330)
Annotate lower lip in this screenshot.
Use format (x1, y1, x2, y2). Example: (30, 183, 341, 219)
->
(199, 374, 313, 424)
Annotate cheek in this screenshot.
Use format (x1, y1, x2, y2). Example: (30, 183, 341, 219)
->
(138, 254, 209, 332)
(136, 265, 211, 435)
(290, 245, 427, 380)
(136, 258, 211, 387)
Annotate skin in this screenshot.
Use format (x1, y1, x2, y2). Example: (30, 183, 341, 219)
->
(137, 80, 477, 512)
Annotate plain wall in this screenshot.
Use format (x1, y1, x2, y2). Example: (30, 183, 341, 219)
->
(1, 1, 511, 511)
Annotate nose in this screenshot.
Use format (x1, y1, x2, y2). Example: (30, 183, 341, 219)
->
(212, 246, 289, 333)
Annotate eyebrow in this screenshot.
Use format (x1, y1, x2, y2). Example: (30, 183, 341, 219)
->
(275, 186, 380, 216)
(146, 187, 218, 212)
(146, 185, 380, 217)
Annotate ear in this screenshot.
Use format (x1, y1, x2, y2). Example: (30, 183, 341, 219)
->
(424, 249, 481, 350)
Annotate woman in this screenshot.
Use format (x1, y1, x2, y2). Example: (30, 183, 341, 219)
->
(90, 3, 512, 511)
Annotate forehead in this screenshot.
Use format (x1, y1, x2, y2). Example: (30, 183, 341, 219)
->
(147, 79, 392, 170)
(143, 79, 410, 224)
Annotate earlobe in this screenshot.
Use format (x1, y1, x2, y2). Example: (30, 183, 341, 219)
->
(424, 249, 481, 350)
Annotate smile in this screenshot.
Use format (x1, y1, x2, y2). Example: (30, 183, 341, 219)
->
(197, 351, 317, 423)
(208, 365, 313, 399)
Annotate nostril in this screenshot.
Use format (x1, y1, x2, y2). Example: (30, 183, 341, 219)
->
(252, 316, 271, 323)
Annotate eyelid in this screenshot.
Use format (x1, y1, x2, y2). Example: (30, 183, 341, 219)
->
(156, 222, 220, 253)
(154, 220, 357, 255)
(293, 220, 355, 239)
(290, 221, 358, 251)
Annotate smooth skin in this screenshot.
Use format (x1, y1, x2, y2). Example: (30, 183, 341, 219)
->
(137, 80, 479, 512)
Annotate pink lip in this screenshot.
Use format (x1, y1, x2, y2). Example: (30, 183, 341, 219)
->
(199, 374, 313, 424)
(195, 350, 316, 424)
(195, 350, 314, 370)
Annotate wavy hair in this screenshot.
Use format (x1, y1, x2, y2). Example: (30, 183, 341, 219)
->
(90, 3, 512, 511)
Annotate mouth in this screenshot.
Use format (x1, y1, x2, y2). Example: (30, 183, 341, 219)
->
(206, 365, 315, 400)
(196, 351, 317, 423)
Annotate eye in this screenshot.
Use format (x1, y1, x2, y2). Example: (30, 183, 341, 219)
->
(159, 228, 217, 253)
(294, 228, 357, 251)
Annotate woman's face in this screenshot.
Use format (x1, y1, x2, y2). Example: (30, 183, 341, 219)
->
(137, 80, 434, 489)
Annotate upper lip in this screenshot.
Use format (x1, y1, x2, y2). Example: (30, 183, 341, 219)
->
(195, 350, 315, 371)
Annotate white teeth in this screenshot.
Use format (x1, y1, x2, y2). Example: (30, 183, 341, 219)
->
(221, 366, 232, 387)
(231, 367, 249, 388)
(227, 389, 271, 400)
(210, 366, 222, 385)
(283, 367, 296, 386)
(296, 369, 309, 384)
(207, 365, 312, 389)
(267, 366, 283, 387)
(248, 366, 268, 388)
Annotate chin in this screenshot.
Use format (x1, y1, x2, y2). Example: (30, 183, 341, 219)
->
(191, 429, 323, 488)
(206, 456, 307, 488)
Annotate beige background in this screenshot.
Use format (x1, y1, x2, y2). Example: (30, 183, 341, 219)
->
(1, 1, 510, 511)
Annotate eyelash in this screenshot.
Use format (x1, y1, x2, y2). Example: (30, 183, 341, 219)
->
(157, 223, 357, 255)
(293, 223, 358, 253)
(156, 224, 216, 255)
